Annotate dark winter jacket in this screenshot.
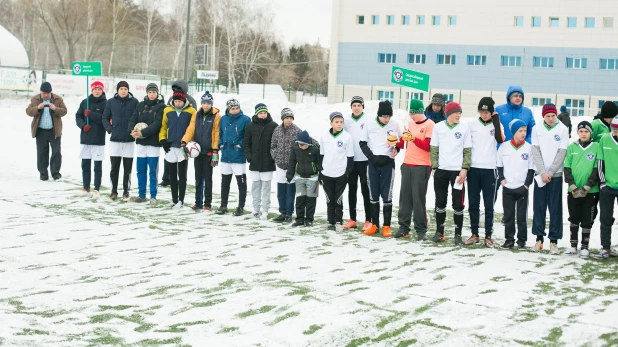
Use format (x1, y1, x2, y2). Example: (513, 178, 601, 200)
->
(166, 80, 197, 109)
(76, 93, 108, 146)
(286, 137, 320, 182)
(558, 111, 572, 137)
(271, 123, 302, 170)
(182, 107, 221, 153)
(102, 92, 139, 142)
(219, 110, 251, 164)
(495, 86, 535, 144)
(128, 95, 166, 147)
(26, 93, 68, 138)
(159, 99, 196, 148)
(424, 105, 446, 124)
(243, 113, 278, 172)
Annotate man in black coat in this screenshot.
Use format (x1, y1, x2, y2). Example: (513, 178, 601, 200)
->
(243, 103, 278, 219)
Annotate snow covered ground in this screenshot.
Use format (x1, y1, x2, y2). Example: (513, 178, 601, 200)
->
(1, 94, 618, 346)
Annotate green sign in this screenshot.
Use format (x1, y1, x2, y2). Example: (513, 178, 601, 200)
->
(72, 61, 102, 76)
(391, 66, 430, 92)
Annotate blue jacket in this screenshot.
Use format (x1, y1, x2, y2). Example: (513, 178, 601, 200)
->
(102, 92, 139, 142)
(495, 86, 536, 144)
(219, 110, 251, 164)
(159, 100, 196, 148)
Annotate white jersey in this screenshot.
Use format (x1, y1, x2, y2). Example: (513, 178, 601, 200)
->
(470, 118, 504, 169)
(497, 141, 534, 189)
(344, 112, 368, 161)
(531, 121, 569, 174)
(320, 129, 354, 178)
(360, 117, 402, 157)
(430, 120, 472, 171)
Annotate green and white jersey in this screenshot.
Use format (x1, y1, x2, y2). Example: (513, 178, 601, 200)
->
(591, 119, 610, 143)
(598, 133, 618, 189)
(564, 141, 599, 193)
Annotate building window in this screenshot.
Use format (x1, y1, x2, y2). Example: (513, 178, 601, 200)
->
(432, 15, 441, 25)
(532, 97, 552, 106)
(449, 16, 457, 26)
(599, 100, 618, 109)
(532, 16, 541, 27)
(514, 16, 523, 27)
(378, 91, 394, 103)
(417, 15, 425, 25)
(407, 54, 426, 64)
(550, 17, 559, 27)
(372, 15, 379, 25)
(501, 56, 522, 67)
(409, 92, 424, 101)
(402, 15, 410, 25)
(378, 53, 396, 64)
(467, 55, 487, 66)
(566, 57, 587, 69)
(357, 15, 365, 25)
(566, 99, 585, 117)
(437, 54, 456, 65)
(567, 17, 577, 28)
(585, 17, 595, 28)
(603, 17, 614, 28)
(387, 15, 395, 25)
(533, 56, 554, 68)
(600, 58, 618, 70)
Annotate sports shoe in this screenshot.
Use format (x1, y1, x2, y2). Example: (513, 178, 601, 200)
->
(382, 226, 392, 237)
(417, 232, 426, 241)
(304, 221, 313, 227)
(109, 193, 118, 201)
(363, 224, 378, 235)
(501, 240, 515, 248)
(517, 242, 526, 250)
(215, 206, 228, 214)
(81, 188, 90, 195)
(284, 215, 293, 224)
(204, 206, 211, 211)
(169, 202, 177, 208)
(393, 230, 410, 239)
(564, 247, 577, 255)
(252, 211, 260, 218)
(610, 247, 618, 257)
(533, 241, 543, 252)
(92, 190, 101, 198)
(292, 220, 305, 227)
(52, 173, 62, 181)
(595, 250, 610, 259)
(484, 236, 494, 248)
(122, 193, 130, 202)
(549, 242, 560, 255)
(335, 223, 343, 232)
(134, 197, 148, 203)
(579, 249, 590, 258)
(260, 213, 268, 220)
(273, 214, 286, 222)
(149, 198, 156, 206)
(192, 204, 203, 211)
(454, 235, 463, 246)
(343, 220, 358, 229)
(173, 201, 184, 209)
(232, 207, 244, 216)
(327, 224, 336, 231)
(464, 234, 480, 245)
(431, 232, 446, 243)
(362, 221, 372, 231)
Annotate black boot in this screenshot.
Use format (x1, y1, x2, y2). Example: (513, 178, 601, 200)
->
(273, 214, 286, 222)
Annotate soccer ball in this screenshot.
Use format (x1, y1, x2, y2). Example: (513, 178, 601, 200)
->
(134, 122, 148, 138)
(185, 141, 201, 158)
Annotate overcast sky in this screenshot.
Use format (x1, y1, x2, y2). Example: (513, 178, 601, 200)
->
(267, 0, 332, 48)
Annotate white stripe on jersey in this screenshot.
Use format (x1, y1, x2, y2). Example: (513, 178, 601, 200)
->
(320, 129, 355, 178)
(497, 141, 534, 189)
(360, 117, 402, 157)
(430, 120, 472, 171)
(344, 113, 368, 161)
(470, 118, 503, 169)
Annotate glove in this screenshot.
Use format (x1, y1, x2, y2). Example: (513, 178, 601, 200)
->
(180, 142, 189, 160)
(402, 129, 415, 141)
(160, 140, 171, 153)
(83, 124, 91, 133)
(569, 184, 578, 193)
(84, 110, 91, 117)
(572, 188, 583, 198)
(387, 135, 398, 147)
(211, 151, 219, 167)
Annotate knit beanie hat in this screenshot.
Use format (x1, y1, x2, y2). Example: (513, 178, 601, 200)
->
(226, 99, 240, 112)
(542, 103, 558, 117)
(509, 119, 527, 136)
(578, 121, 593, 135)
(477, 97, 495, 114)
(329, 111, 344, 122)
(409, 99, 424, 114)
(445, 102, 462, 117)
(201, 91, 213, 104)
(146, 83, 159, 94)
(40, 82, 52, 93)
(295, 130, 311, 145)
(601, 101, 618, 119)
(560, 105, 567, 112)
(254, 103, 268, 116)
(612, 117, 618, 130)
(377, 101, 393, 117)
(90, 80, 104, 91)
(172, 92, 186, 101)
(351, 96, 364, 108)
(116, 80, 129, 91)
(281, 108, 294, 120)
(431, 93, 445, 107)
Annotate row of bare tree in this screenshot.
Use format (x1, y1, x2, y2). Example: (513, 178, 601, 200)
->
(0, 0, 328, 94)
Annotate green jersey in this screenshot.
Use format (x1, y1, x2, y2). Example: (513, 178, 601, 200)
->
(591, 119, 610, 143)
(564, 141, 599, 193)
(598, 134, 618, 189)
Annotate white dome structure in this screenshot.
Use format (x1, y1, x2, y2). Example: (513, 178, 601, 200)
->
(0, 24, 29, 67)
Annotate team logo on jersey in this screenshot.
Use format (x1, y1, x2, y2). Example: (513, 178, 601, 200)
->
(337, 141, 343, 147)
(387, 130, 397, 137)
(554, 134, 561, 141)
(521, 153, 529, 160)
(490, 129, 495, 136)
(587, 153, 595, 160)
(454, 132, 462, 139)
(360, 124, 365, 129)
(393, 69, 404, 82)
(420, 127, 425, 133)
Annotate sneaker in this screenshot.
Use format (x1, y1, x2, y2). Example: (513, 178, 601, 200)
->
(304, 221, 313, 227)
(173, 201, 184, 209)
(431, 232, 446, 243)
(232, 207, 244, 216)
(335, 223, 343, 232)
(81, 188, 90, 195)
(122, 193, 130, 202)
(149, 198, 156, 206)
(362, 221, 372, 231)
(40, 175, 49, 181)
(252, 211, 260, 218)
(579, 249, 590, 258)
(454, 235, 463, 246)
(517, 242, 526, 250)
(417, 232, 426, 241)
(564, 247, 578, 255)
(595, 250, 610, 259)
(204, 206, 211, 211)
(284, 215, 293, 224)
(52, 173, 62, 181)
(292, 220, 305, 227)
(484, 236, 494, 248)
(134, 197, 148, 203)
(343, 220, 358, 229)
(549, 242, 560, 255)
(611, 247, 618, 257)
(192, 204, 203, 211)
(109, 193, 118, 201)
(169, 202, 177, 208)
(501, 240, 515, 248)
(327, 224, 336, 231)
(382, 226, 392, 237)
(533, 241, 543, 252)
(215, 206, 228, 215)
(363, 224, 378, 235)
(92, 190, 101, 198)
(464, 234, 480, 245)
(260, 213, 268, 220)
(273, 214, 286, 222)
(393, 230, 410, 239)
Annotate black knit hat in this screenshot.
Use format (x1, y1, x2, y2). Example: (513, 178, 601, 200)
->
(601, 101, 618, 119)
(578, 121, 593, 136)
(40, 82, 52, 93)
(478, 97, 495, 114)
(377, 101, 393, 117)
(116, 80, 129, 91)
(350, 96, 364, 108)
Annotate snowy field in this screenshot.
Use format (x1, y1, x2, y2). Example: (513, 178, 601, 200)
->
(1, 93, 618, 346)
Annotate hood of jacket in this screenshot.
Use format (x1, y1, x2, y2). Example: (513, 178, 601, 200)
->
(506, 86, 525, 110)
(167, 97, 192, 111)
(89, 92, 107, 103)
(144, 94, 165, 105)
(172, 80, 189, 93)
(113, 91, 135, 101)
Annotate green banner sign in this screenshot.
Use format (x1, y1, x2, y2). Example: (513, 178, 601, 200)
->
(391, 66, 430, 92)
(72, 61, 102, 76)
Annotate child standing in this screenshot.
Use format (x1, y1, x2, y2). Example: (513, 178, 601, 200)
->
(497, 119, 534, 248)
(564, 121, 599, 258)
(595, 117, 618, 259)
(287, 130, 320, 227)
(591, 101, 618, 143)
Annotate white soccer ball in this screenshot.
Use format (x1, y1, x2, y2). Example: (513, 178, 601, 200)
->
(134, 122, 148, 139)
(185, 141, 201, 158)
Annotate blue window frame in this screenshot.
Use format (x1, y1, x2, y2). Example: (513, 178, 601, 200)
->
(566, 99, 585, 116)
(387, 15, 395, 25)
(532, 97, 552, 106)
(533, 56, 554, 68)
(417, 15, 425, 25)
(449, 16, 457, 26)
(550, 17, 559, 27)
(432, 15, 441, 25)
(532, 16, 541, 27)
(378, 53, 396, 64)
(467, 55, 487, 66)
(600, 58, 618, 70)
(402, 15, 410, 25)
(372, 15, 379, 25)
(514, 16, 523, 27)
(599, 100, 618, 109)
(501, 56, 522, 67)
(566, 57, 587, 69)
(407, 54, 426, 64)
(437, 54, 456, 65)
(567, 17, 577, 28)
(378, 91, 394, 103)
(585, 17, 595, 28)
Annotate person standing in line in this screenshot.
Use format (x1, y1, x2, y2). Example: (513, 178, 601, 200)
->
(76, 81, 107, 198)
(591, 101, 618, 143)
(286, 130, 320, 227)
(558, 105, 572, 138)
(26, 82, 67, 181)
(425, 93, 447, 124)
(495, 86, 535, 144)
(594, 117, 618, 259)
(102, 81, 139, 201)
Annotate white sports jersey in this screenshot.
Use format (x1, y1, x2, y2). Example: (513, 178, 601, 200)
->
(344, 112, 368, 161)
(531, 121, 569, 174)
(430, 120, 472, 171)
(360, 117, 402, 157)
(497, 141, 534, 189)
(320, 129, 354, 178)
(470, 118, 504, 169)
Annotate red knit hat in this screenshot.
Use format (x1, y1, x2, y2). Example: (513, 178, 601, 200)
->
(445, 102, 462, 116)
(91, 80, 104, 91)
(172, 92, 186, 101)
(542, 103, 557, 117)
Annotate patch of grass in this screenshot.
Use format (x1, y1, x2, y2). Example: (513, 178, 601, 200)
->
(346, 337, 371, 347)
(396, 339, 418, 347)
(266, 311, 300, 326)
(132, 337, 183, 345)
(136, 284, 190, 298)
(303, 324, 324, 335)
(155, 320, 212, 333)
(376, 312, 407, 329)
(479, 289, 497, 294)
(433, 274, 445, 281)
(415, 298, 448, 314)
(490, 276, 512, 282)
(363, 268, 388, 274)
(15, 328, 49, 335)
(237, 306, 277, 318)
(349, 287, 370, 293)
(98, 305, 134, 311)
(600, 332, 618, 347)
(336, 280, 363, 287)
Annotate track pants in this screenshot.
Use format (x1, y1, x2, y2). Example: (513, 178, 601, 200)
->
(82, 159, 102, 191)
(169, 160, 188, 204)
(467, 167, 498, 236)
(434, 169, 465, 236)
(503, 186, 529, 243)
(568, 192, 598, 249)
(295, 178, 319, 223)
(323, 175, 347, 225)
(220, 174, 247, 209)
(532, 178, 563, 241)
(136, 157, 159, 199)
(599, 186, 618, 250)
(368, 160, 395, 228)
(398, 165, 431, 235)
(110, 157, 133, 195)
(347, 160, 371, 222)
(194, 154, 214, 208)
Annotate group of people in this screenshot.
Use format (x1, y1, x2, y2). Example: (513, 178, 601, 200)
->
(27, 82, 618, 259)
